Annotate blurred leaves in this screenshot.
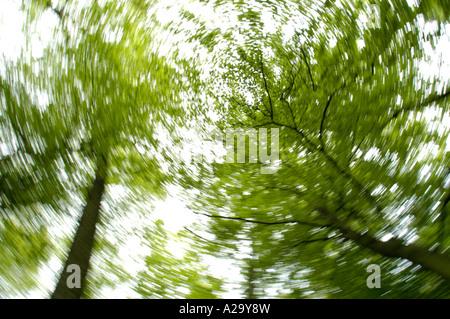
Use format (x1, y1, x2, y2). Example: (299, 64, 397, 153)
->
(134, 221, 224, 298)
(0, 218, 52, 295)
(180, 0, 450, 298)
(1, 0, 450, 299)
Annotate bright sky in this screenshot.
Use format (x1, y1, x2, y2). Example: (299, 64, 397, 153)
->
(0, 0, 449, 299)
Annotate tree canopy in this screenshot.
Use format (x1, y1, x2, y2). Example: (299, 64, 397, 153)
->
(0, 0, 449, 299)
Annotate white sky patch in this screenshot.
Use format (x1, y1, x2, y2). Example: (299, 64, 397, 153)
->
(202, 254, 244, 298)
(29, 10, 60, 59)
(117, 236, 149, 272)
(417, 17, 450, 89)
(363, 147, 381, 161)
(153, 196, 195, 233)
(381, 233, 394, 242)
(0, 1, 25, 61)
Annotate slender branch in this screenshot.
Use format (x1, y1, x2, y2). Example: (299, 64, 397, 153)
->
(193, 211, 326, 228)
(46, 1, 67, 20)
(348, 133, 366, 163)
(299, 47, 315, 91)
(318, 83, 346, 144)
(264, 119, 383, 217)
(280, 75, 298, 129)
(348, 121, 376, 165)
(254, 103, 271, 117)
(184, 227, 231, 247)
(319, 91, 336, 143)
(281, 73, 296, 100)
(292, 235, 341, 248)
(382, 88, 450, 130)
(259, 58, 274, 120)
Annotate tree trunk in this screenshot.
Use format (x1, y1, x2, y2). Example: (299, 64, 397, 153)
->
(52, 155, 108, 299)
(316, 206, 450, 282)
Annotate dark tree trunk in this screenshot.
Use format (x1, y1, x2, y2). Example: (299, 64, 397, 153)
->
(316, 206, 450, 282)
(52, 155, 107, 299)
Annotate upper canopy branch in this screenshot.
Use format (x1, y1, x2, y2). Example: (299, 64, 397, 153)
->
(249, 118, 384, 218)
(194, 211, 327, 228)
(259, 57, 274, 120)
(382, 88, 450, 130)
(318, 91, 336, 144)
(299, 47, 316, 91)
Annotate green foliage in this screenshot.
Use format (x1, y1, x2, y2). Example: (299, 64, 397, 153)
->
(134, 221, 224, 298)
(1, 0, 449, 299)
(180, 0, 450, 298)
(1, 0, 208, 297)
(0, 217, 52, 296)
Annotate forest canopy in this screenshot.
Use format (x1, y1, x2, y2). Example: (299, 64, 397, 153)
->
(0, 0, 449, 299)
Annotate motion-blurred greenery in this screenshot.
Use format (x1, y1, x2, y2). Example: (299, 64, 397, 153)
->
(0, 0, 449, 298)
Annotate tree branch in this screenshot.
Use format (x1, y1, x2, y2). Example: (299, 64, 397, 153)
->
(319, 91, 336, 143)
(292, 235, 340, 248)
(259, 57, 274, 120)
(382, 88, 450, 130)
(315, 206, 450, 282)
(262, 119, 384, 217)
(184, 227, 231, 247)
(299, 47, 315, 91)
(193, 211, 326, 228)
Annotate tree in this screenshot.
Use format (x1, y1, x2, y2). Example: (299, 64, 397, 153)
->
(1, 0, 199, 298)
(179, 0, 450, 297)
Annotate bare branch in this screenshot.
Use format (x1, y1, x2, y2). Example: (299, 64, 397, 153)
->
(299, 47, 315, 91)
(259, 57, 274, 120)
(382, 88, 450, 130)
(319, 91, 335, 143)
(193, 211, 326, 228)
(292, 235, 341, 248)
(264, 119, 384, 217)
(184, 227, 231, 247)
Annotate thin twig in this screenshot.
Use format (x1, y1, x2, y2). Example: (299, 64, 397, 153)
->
(259, 57, 274, 120)
(292, 235, 341, 248)
(193, 211, 326, 228)
(299, 47, 315, 91)
(319, 91, 335, 143)
(184, 227, 231, 247)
